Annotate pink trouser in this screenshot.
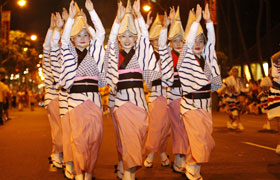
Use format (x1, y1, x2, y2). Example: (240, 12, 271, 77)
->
(47, 97, 63, 154)
(69, 100, 103, 175)
(145, 96, 171, 153)
(114, 102, 148, 170)
(182, 109, 215, 163)
(110, 107, 123, 161)
(168, 98, 189, 155)
(61, 112, 73, 162)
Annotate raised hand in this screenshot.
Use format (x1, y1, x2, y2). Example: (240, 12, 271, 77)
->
(203, 3, 211, 23)
(146, 11, 153, 28)
(163, 11, 170, 28)
(69, 0, 77, 19)
(195, 4, 202, 23)
(50, 13, 56, 30)
(85, 0, 94, 12)
(116, 1, 125, 23)
(168, 6, 175, 23)
(55, 12, 64, 29)
(133, 0, 141, 17)
(62, 8, 69, 22)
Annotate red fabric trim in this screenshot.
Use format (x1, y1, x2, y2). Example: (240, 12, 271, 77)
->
(268, 96, 280, 103)
(171, 51, 179, 68)
(118, 52, 125, 68)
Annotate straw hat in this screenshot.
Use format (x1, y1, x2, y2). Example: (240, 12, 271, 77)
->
(183, 10, 203, 41)
(70, 3, 90, 37)
(168, 7, 184, 40)
(118, 0, 137, 36)
(149, 14, 163, 40)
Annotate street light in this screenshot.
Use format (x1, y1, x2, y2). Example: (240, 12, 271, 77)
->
(17, 0, 27, 7)
(143, 4, 151, 12)
(30, 34, 37, 41)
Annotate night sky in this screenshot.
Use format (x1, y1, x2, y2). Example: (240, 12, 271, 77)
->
(2, 0, 280, 60)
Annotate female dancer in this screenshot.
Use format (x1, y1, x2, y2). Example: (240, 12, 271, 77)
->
(177, 4, 222, 179)
(144, 13, 174, 168)
(158, 7, 188, 173)
(106, 0, 161, 179)
(60, 0, 106, 179)
(43, 13, 63, 169)
(267, 51, 280, 154)
(50, 9, 76, 179)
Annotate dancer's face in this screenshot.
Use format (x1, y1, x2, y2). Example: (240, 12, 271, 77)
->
(118, 30, 137, 52)
(171, 35, 183, 53)
(232, 68, 239, 78)
(72, 29, 90, 50)
(192, 34, 205, 57)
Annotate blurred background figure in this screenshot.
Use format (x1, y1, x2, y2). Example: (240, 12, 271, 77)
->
(1, 79, 11, 121)
(28, 90, 36, 111)
(258, 68, 273, 130)
(218, 67, 249, 131)
(17, 90, 25, 111)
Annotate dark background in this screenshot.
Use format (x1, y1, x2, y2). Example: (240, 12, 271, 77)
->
(1, 0, 280, 63)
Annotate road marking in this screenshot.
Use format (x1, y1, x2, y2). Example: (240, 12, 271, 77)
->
(242, 142, 276, 151)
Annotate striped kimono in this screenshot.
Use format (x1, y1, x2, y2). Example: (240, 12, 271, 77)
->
(60, 9, 106, 175)
(43, 29, 63, 155)
(267, 60, 280, 120)
(158, 28, 188, 155)
(145, 29, 174, 154)
(50, 29, 73, 164)
(177, 22, 222, 163)
(106, 16, 161, 170)
(258, 76, 272, 114)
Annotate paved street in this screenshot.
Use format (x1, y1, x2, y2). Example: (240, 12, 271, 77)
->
(0, 107, 280, 180)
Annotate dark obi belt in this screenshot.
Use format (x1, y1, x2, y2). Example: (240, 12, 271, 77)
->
(273, 81, 280, 90)
(172, 74, 181, 88)
(117, 72, 143, 91)
(70, 79, 98, 93)
(152, 79, 161, 86)
(184, 84, 211, 99)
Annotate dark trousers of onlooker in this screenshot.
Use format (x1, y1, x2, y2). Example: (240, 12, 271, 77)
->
(0, 102, 3, 125)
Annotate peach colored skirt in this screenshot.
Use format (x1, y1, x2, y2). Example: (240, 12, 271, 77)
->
(69, 100, 103, 175)
(110, 107, 122, 161)
(145, 96, 171, 153)
(47, 97, 63, 154)
(114, 102, 148, 170)
(168, 98, 188, 155)
(61, 112, 72, 163)
(182, 109, 215, 163)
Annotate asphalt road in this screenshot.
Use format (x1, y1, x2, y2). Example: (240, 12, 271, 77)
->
(0, 107, 279, 180)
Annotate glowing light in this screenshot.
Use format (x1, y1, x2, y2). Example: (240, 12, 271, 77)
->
(143, 5, 151, 12)
(263, 62, 269, 76)
(39, 54, 43, 58)
(244, 65, 251, 80)
(30, 35, 37, 41)
(23, 47, 28, 52)
(37, 64, 40, 67)
(18, 0, 26, 7)
(15, 74, 20, 79)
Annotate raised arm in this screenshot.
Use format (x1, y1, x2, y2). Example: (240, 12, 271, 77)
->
(60, 1, 77, 90)
(43, 14, 55, 87)
(185, 4, 202, 49)
(133, 0, 148, 38)
(159, 12, 174, 87)
(86, 0, 105, 44)
(50, 12, 64, 86)
(203, 4, 215, 45)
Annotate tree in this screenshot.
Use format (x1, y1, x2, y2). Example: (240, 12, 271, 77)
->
(0, 30, 40, 89)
